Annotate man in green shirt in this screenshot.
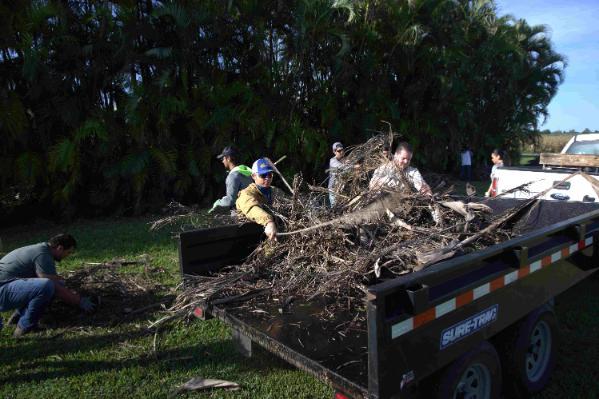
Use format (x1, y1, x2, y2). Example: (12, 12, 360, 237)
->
(0, 233, 95, 337)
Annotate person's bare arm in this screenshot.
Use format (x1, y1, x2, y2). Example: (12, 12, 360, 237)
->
(369, 177, 382, 190)
(420, 183, 433, 196)
(485, 182, 493, 196)
(37, 272, 65, 284)
(369, 168, 385, 190)
(53, 282, 81, 306)
(38, 272, 81, 306)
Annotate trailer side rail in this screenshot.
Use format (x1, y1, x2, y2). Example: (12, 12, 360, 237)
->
(367, 210, 599, 397)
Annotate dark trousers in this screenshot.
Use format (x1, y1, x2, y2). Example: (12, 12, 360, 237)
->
(460, 165, 472, 181)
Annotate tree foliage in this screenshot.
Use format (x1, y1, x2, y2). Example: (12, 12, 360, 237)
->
(0, 0, 565, 219)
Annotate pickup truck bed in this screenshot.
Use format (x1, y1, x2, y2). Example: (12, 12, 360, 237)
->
(494, 165, 599, 202)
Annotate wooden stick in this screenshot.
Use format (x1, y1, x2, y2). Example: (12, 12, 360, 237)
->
(83, 260, 143, 267)
(273, 155, 287, 165)
(270, 159, 295, 195)
(210, 288, 270, 306)
(125, 301, 169, 316)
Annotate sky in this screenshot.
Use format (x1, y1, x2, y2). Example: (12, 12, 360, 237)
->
(494, 0, 599, 132)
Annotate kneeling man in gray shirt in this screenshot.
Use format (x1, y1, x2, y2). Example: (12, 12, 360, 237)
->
(0, 233, 95, 337)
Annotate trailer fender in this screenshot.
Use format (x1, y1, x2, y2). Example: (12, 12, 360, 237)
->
(496, 303, 558, 396)
(432, 340, 502, 399)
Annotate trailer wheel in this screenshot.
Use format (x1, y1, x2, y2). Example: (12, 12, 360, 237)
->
(435, 340, 501, 399)
(500, 309, 558, 395)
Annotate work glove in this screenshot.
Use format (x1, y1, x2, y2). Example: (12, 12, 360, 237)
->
(208, 200, 220, 214)
(79, 296, 96, 313)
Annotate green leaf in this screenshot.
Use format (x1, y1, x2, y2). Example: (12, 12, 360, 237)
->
(149, 148, 177, 176)
(49, 139, 77, 172)
(15, 152, 43, 185)
(74, 119, 108, 143)
(119, 151, 151, 177)
(153, 3, 191, 28)
(145, 47, 173, 59)
(187, 150, 200, 177)
(0, 95, 27, 138)
(331, 31, 351, 57)
(332, 0, 356, 23)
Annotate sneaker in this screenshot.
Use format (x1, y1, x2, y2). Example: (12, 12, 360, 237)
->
(13, 324, 46, 338)
(7, 311, 20, 325)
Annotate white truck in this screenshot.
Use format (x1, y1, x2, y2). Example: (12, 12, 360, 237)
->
(492, 133, 599, 202)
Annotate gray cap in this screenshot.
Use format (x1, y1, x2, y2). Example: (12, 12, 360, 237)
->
(332, 142, 344, 151)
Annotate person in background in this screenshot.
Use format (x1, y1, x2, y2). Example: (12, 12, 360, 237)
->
(485, 149, 505, 197)
(369, 141, 432, 195)
(209, 146, 253, 214)
(236, 158, 278, 240)
(460, 146, 473, 181)
(0, 234, 95, 337)
(327, 142, 345, 207)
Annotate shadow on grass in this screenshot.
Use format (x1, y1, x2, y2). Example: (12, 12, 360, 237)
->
(0, 326, 261, 386)
(0, 344, 240, 386)
(41, 292, 177, 329)
(0, 327, 155, 365)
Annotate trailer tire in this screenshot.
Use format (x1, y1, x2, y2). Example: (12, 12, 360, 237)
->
(434, 340, 501, 399)
(499, 309, 558, 395)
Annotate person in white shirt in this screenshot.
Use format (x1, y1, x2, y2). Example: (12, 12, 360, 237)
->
(327, 142, 345, 206)
(369, 142, 432, 195)
(485, 149, 505, 197)
(460, 147, 473, 181)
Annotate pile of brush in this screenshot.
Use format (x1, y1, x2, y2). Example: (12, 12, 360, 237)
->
(47, 258, 172, 328)
(161, 129, 528, 324)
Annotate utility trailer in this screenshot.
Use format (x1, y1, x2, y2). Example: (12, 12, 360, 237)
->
(178, 199, 599, 398)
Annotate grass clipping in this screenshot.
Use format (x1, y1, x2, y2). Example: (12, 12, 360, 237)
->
(166, 132, 520, 323)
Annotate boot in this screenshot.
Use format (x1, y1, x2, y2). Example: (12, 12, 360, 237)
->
(13, 324, 46, 338)
(7, 311, 20, 325)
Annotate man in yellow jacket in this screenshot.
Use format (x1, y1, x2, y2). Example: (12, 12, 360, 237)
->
(236, 158, 277, 240)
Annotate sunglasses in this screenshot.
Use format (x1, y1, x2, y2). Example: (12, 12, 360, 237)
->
(335, 148, 344, 153)
(258, 172, 273, 179)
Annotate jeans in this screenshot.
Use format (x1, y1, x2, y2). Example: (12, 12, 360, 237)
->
(0, 278, 55, 331)
(460, 165, 472, 181)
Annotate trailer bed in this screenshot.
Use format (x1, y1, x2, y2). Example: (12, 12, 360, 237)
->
(211, 299, 370, 397)
(180, 199, 599, 398)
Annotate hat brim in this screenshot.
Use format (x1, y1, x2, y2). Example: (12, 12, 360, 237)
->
(216, 154, 225, 159)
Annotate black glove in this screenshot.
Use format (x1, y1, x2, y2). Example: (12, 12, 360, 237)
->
(79, 296, 96, 313)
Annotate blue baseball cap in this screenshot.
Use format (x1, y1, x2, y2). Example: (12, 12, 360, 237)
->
(252, 158, 274, 174)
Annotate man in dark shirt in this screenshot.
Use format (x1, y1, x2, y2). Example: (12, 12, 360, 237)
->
(0, 233, 95, 337)
(209, 146, 253, 215)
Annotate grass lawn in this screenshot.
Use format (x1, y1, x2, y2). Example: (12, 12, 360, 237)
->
(0, 216, 331, 399)
(1, 212, 598, 398)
